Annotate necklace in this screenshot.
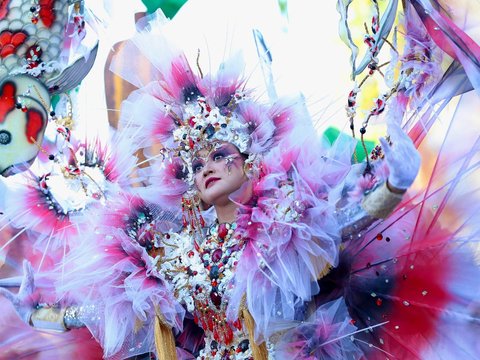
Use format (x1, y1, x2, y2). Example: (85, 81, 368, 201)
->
(191, 221, 246, 344)
(161, 220, 247, 346)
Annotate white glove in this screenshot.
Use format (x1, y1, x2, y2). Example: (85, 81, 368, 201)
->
(0, 260, 36, 324)
(379, 122, 421, 191)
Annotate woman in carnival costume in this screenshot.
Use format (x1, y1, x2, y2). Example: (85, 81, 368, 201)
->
(2, 0, 480, 359)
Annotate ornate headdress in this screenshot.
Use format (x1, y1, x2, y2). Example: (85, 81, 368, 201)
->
(116, 32, 308, 204)
(122, 57, 292, 171)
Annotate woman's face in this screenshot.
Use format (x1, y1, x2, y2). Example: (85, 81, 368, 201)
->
(193, 142, 248, 206)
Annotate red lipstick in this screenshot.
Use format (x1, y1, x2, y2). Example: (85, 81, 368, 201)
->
(205, 177, 220, 188)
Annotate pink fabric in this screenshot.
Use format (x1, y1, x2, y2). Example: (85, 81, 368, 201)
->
(228, 134, 355, 337)
(55, 193, 184, 358)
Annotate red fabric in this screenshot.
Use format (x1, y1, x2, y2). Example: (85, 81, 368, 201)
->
(0, 81, 15, 122)
(26, 108, 45, 144)
(0, 0, 10, 21)
(39, 0, 56, 28)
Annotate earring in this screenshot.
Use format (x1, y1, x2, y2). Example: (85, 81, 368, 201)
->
(243, 154, 259, 179)
(181, 192, 206, 232)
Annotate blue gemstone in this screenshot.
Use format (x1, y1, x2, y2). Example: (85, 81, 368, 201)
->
(205, 124, 215, 138)
(210, 265, 219, 279)
(239, 339, 249, 352)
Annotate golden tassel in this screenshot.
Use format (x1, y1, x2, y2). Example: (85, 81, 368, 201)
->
(154, 310, 178, 360)
(241, 307, 268, 360)
(134, 317, 144, 334)
(316, 261, 332, 280)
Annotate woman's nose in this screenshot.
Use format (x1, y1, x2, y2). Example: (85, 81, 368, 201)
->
(202, 160, 215, 177)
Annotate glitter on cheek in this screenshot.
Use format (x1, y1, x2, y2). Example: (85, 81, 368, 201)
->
(224, 154, 244, 175)
(225, 155, 235, 174)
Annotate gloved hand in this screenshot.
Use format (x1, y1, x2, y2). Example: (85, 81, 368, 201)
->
(379, 122, 421, 191)
(0, 260, 36, 324)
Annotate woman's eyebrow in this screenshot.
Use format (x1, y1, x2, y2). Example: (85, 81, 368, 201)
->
(214, 144, 235, 153)
(192, 156, 205, 163)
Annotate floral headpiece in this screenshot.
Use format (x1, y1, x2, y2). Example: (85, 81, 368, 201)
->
(119, 50, 301, 188)
(114, 30, 310, 234)
(167, 91, 252, 185)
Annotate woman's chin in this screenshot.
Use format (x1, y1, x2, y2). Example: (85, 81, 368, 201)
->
(199, 179, 249, 207)
(204, 194, 234, 208)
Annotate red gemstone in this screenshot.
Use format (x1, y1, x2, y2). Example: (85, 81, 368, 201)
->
(210, 290, 222, 308)
(212, 249, 223, 262)
(225, 327, 234, 345)
(218, 223, 228, 239)
(376, 233, 383, 241)
(233, 318, 242, 331)
(376, 298, 383, 306)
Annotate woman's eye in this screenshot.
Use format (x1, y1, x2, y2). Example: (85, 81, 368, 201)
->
(213, 153, 224, 162)
(193, 163, 204, 173)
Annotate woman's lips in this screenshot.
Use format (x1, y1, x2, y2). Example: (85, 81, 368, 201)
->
(205, 177, 220, 189)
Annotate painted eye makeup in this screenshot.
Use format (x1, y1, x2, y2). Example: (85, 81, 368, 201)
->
(192, 159, 205, 174)
(192, 143, 241, 175)
(211, 144, 238, 162)
(212, 151, 226, 162)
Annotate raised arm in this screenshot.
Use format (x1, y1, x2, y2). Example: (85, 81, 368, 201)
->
(0, 260, 90, 332)
(337, 122, 421, 240)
